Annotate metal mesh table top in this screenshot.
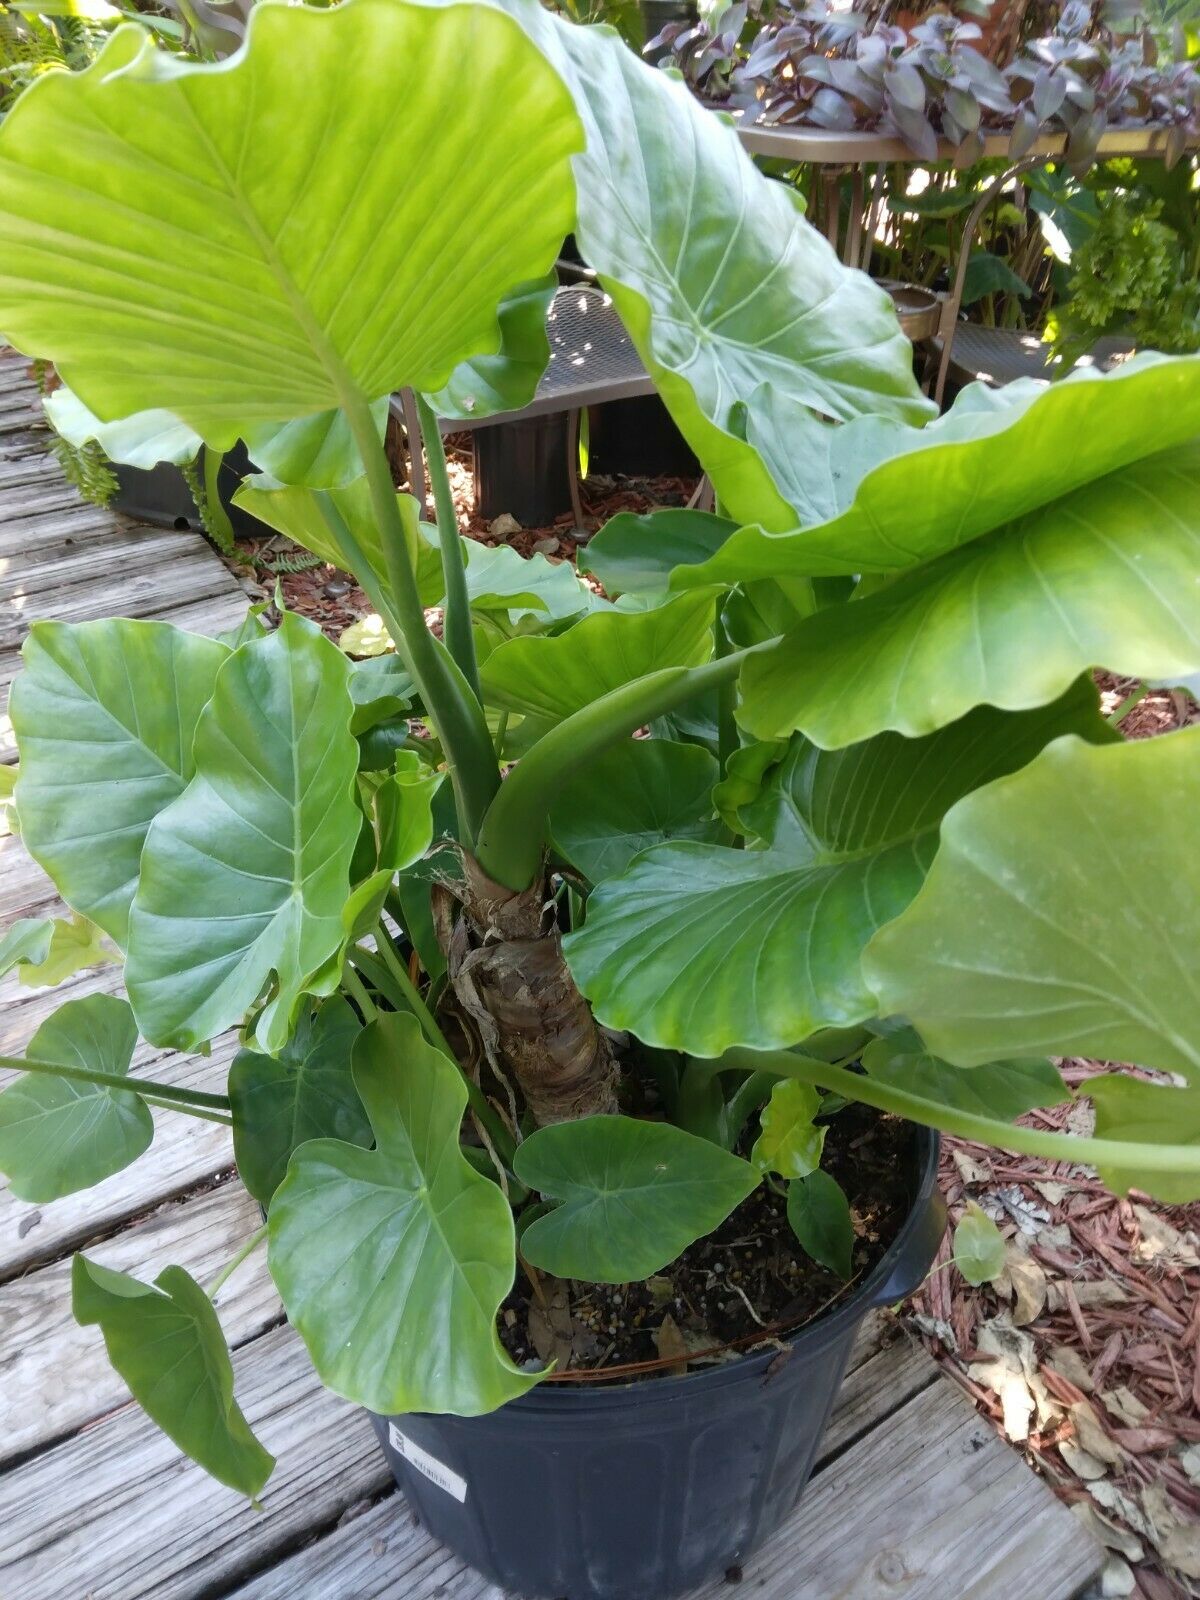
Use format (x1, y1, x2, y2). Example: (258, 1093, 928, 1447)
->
(942, 324, 1137, 388)
(437, 284, 655, 431)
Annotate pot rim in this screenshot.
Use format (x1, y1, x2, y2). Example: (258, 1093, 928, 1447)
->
(485, 1122, 943, 1415)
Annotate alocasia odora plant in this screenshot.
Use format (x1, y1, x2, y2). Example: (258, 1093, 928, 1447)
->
(0, 0, 1198, 1498)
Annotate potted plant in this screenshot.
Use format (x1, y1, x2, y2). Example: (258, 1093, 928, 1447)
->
(0, 3, 1198, 1597)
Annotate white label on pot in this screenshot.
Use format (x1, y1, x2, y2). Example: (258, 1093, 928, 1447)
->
(387, 1424, 468, 1503)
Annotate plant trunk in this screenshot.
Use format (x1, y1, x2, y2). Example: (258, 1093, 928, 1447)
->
(432, 853, 618, 1126)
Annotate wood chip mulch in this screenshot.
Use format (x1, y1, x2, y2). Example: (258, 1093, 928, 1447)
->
(909, 681, 1199, 1600)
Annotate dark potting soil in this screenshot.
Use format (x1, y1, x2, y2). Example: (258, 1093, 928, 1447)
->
(497, 1105, 915, 1384)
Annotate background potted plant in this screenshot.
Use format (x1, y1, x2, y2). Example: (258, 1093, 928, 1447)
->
(0, 2, 1198, 1597)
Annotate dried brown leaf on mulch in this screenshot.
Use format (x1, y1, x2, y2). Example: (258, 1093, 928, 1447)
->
(905, 681, 1199, 1600)
(910, 1095, 1200, 1599)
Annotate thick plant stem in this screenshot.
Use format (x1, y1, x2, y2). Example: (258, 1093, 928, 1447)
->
(474, 646, 765, 890)
(722, 1048, 1200, 1177)
(434, 854, 618, 1125)
(341, 392, 498, 840)
(2, 1053, 231, 1110)
(415, 393, 481, 702)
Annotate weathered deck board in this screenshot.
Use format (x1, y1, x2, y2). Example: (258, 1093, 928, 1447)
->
(0, 1326, 390, 1600)
(0, 1037, 237, 1280)
(0, 1182, 277, 1465)
(0, 356, 1102, 1600)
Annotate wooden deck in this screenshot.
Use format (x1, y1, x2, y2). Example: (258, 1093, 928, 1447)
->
(0, 353, 1104, 1600)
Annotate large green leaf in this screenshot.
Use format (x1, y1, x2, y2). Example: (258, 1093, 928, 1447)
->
(230, 996, 368, 1206)
(0, 0, 582, 441)
(512, 1115, 758, 1283)
(861, 1031, 1069, 1121)
(268, 1011, 534, 1414)
(43, 384, 200, 468)
(499, 0, 932, 529)
(73, 1257, 274, 1497)
(567, 684, 1115, 1054)
(480, 589, 716, 722)
(424, 272, 556, 421)
(579, 508, 739, 597)
(126, 611, 360, 1053)
(453, 540, 591, 622)
(241, 397, 388, 490)
(10, 619, 228, 945)
(1087, 1075, 1200, 1204)
(548, 738, 720, 882)
(0, 995, 151, 1202)
(739, 441, 1200, 747)
(673, 353, 1200, 583)
(865, 729, 1200, 1083)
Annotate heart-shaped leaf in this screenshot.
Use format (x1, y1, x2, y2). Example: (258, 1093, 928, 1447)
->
(504, 0, 932, 529)
(580, 509, 739, 597)
(425, 272, 557, 422)
(10, 618, 228, 945)
(751, 1080, 825, 1178)
(73, 1257, 274, 1497)
(787, 1169, 854, 1279)
(43, 384, 201, 468)
(230, 996, 369, 1207)
(126, 611, 361, 1053)
(739, 441, 1200, 746)
(268, 1011, 534, 1414)
(549, 738, 720, 883)
(481, 590, 716, 722)
(1087, 1075, 1200, 1205)
(513, 1115, 759, 1283)
(242, 398, 388, 490)
(567, 683, 1114, 1054)
(0, 995, 151, 1202)
(0, 0, 582, 441)
(865, 728, 1200, 1081)
(674, 354, 1200, 585)
(953, 1201, 1006, 1286)
(862, 1032, 1069, 1122)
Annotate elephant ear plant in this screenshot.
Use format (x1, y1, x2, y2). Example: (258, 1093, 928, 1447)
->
(0, 0, 1198, 1500)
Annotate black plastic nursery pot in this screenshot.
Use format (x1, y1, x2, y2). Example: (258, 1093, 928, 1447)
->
(472, 412, 573, 526)
(371, 1126, 945, 1600)
(114, 441, 265, 540)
